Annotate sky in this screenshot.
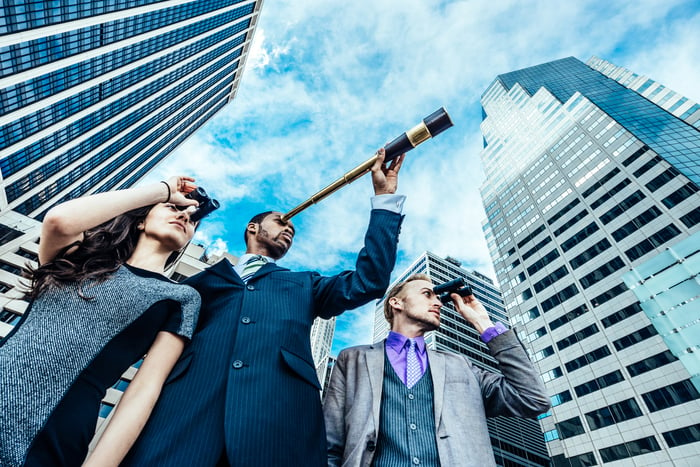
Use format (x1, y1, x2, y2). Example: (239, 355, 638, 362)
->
(143, 0, 700, 355)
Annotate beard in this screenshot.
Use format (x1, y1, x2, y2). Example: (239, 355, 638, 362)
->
(405, 309, 440, 332)
(256, 227, 290, 259)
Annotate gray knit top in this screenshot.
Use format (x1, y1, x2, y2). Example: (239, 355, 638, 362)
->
(0, 265, 200, 467)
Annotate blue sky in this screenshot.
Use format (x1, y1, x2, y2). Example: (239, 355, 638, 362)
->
(143, 0, 700, 355)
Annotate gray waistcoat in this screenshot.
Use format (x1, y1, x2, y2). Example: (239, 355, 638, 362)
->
(373, 354, 440, 467)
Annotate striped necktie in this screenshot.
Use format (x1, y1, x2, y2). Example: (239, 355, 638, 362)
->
(405, 338, 421, 389)
(240, 255, 267, 283)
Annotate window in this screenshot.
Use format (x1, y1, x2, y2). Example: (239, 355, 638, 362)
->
(600, 191, 645, 224)
(599, 436, 660, 462)
(662, 182, 698, 208)
(522, 236, 553, 261)
(551, 390, 573, 407)
(632, 155, 662, 178)
(547, 198, 581, 225)
(526, 249, 561, 276)
(551, 452, 598, 467)
(585, 398, 643, 430)
(0, 224, 24, 244)
(680, 207, 700, 228)
(626, 351, 677, 377)
(642, 380, 700, 412)
(542, 367, 563, 383)
(590, 178, 631, 210)
(541, 284, 579, 313)
(516, 224, 546, 248)
(533, 346, 554, 362)
(550, 304, 589, 330)
(565, 346, 611, 373)
(613, 325, 657, 351)
(557, 324, 599, 351)
(581, 167, 621, 198)
(645, 167, 679, 192)
(0, 309, 21, 325)
(611, 207, 662, 242)
(544, 429, 559, 442)
(569, 239, 612, 269)
(526, 327, 547, 342)
(621, 145, 650, 167)
(98, 403, 115, 418)
(579, 257, 625, 289)
(533, 266, 569, 292)
(625, 224, 681, 261)
(591, 283, 628, 307)
(601, 303, 641, 328)
(553, 210, 588, 237)
(561, 222, 600, 253)
(574, 370, 624, 397)
(556, 416, 585, 439)
(663, 423, 700, 448)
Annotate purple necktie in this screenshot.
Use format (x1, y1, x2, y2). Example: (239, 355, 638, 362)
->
(405, 338, 421, 389)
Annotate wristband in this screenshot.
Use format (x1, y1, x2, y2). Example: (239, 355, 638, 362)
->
(160, 181, 171, 203)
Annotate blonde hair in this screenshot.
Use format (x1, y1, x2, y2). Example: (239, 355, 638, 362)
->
(383, 273, 432, 325)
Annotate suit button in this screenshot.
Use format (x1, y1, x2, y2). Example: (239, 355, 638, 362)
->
(246, 284, 255, 291)
(366, 440, 375, 452)
(408, 393, 415, 400)
(241, 317, 251, 324)
(412, 457, 420, 465)
(232, 360, 244, 369)
(410, 423, 417, 430)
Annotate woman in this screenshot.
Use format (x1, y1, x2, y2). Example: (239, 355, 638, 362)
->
(0, 176, 203, 467)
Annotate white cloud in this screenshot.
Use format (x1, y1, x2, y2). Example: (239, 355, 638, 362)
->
(147, 0, 700, 352)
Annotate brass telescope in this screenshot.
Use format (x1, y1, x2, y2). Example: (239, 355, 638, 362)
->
(280, 107, 453, 222)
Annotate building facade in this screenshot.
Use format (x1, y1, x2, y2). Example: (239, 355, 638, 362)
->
(0, 0, 263, 219)
(480, 56, 700, 465)
(373, 251, 551, 467)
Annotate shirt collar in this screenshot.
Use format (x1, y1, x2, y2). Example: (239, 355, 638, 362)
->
(386, 331, 426, 354)
(237, 253, 276, 266)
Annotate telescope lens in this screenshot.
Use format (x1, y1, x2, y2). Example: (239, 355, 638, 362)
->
(432, 277, 467, 295)
(423, 107, 453, 137)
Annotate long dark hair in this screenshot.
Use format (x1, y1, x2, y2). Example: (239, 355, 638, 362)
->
(26, 205, 155, 300)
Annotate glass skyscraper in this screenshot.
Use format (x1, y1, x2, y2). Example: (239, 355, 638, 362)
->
(0, 0, 263, 219)
(373, 252, 551, 466)
(480, 56, 700, 465)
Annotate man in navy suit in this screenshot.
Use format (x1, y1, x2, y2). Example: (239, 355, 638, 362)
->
(124, 149, 405, 466)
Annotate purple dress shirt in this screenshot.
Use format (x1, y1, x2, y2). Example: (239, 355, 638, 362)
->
(385, 322, 509, 386)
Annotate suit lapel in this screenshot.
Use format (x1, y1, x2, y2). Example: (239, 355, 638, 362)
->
(366, 341, 385, 434)
(428, 349, 446, 431)
(207, 258, 242, 284)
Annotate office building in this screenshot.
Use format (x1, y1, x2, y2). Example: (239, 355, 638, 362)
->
(0, 0, 263, 219)
(622, 231, 700, 393)
(373, 252, 551, 466)
(311, 314, 336, 388)
(480, 56, 700, 465)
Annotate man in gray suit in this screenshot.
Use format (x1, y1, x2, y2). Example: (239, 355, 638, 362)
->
(324, 273, 551, 467)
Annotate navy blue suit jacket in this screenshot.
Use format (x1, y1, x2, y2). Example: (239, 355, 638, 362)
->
(123, 209, 403, 466)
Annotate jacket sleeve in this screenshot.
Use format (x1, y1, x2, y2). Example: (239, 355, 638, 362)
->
(471, 330, 551, 418)
(312, 209, 403, 319)
(324, 351, 348, 467)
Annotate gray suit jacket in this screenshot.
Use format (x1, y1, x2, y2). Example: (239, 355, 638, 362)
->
(323, 330, 551, 467)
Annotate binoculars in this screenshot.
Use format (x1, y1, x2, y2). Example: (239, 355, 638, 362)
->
(180, 187, 220, 222)
(433, 278, 473, 304)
